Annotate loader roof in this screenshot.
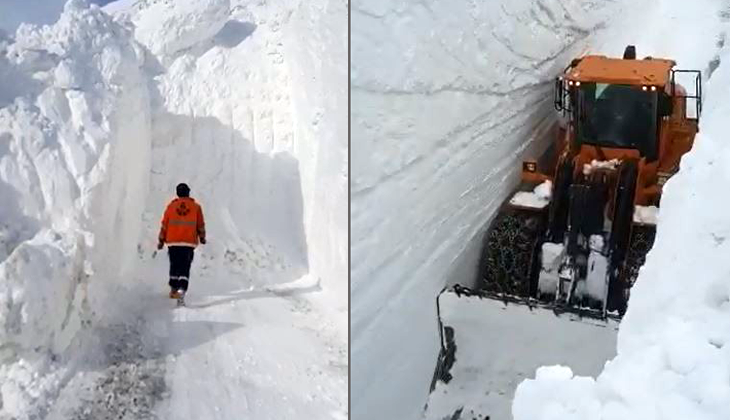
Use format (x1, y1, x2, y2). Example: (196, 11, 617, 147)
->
(565, 55, 676, 86)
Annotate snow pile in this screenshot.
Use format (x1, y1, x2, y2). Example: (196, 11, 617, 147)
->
(633, 205, 659, 225)
(582, 158, 621, 176)
(351, 1, 622, 418)
(510, 180, 552, 209)
(0, 1, 151, 415)
(537, 242, 566, 295)
(514, 365, 603, 419)
(583, 235, 609, 302)
(513, 1, 730, 418)
(127, 0, 231, 59)
(0, 233, 84, 356)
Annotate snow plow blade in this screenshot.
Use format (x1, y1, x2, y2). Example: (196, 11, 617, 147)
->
(446, 284, 622, 323)
(427, 286, 619, 419)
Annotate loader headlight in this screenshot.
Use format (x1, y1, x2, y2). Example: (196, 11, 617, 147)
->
(523, 161, 537, 173)
(575, 81, 581, 87)
(642, 85, 648, 91)
(651, 86, 657, 91)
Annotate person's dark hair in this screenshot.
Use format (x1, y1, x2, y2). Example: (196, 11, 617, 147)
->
(176, 183, 190, 197)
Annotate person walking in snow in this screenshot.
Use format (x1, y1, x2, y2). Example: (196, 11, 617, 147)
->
(158, 183, 206, 300)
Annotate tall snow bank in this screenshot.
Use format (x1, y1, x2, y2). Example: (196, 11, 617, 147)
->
(118, 0, 347, 317)
(350, 1, 620, 419)
(285, 0, 348, 314)
(513, 1, 730, 418)
(0, 1, 151, 414)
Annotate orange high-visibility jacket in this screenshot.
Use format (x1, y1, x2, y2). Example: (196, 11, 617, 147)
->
(158, 197, 206, 247)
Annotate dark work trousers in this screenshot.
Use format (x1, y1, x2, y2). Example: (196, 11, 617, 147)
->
(168, 246, 195, 292)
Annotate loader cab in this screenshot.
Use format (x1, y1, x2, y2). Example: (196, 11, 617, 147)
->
(572, 82, 668, 161)
(553, 49, 698, 163)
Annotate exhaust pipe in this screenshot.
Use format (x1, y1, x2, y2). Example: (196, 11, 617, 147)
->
(623, 45, 636, 60)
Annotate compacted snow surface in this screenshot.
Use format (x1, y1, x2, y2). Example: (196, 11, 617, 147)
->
(0, 0, 347, 419)
(352, 0, 730, 419)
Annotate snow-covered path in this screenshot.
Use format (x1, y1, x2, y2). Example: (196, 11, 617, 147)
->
(42, 248, 347, 420)
(157, 271, 347, 420)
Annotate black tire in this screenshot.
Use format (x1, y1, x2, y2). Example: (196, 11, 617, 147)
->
(479, 209, 545, 297)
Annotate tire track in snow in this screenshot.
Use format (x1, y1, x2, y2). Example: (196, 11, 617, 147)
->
(46, 315, 169, 420)
(66, 321, 167, 420)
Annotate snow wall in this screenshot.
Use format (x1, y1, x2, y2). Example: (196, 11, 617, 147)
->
(513, 0, 730, 418)
(285, 0, 349, 313)
(0, 2, 153, 413)
(350, 1, 620, 418)
(126, 0, 348, 311)
(0, 0, 346, 415)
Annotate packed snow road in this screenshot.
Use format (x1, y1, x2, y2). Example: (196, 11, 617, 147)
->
(43, 249, 347, 420)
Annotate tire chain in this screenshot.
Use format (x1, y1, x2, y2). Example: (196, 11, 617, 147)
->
(480, 211, 543, 297)
(625, 225, 656, 286)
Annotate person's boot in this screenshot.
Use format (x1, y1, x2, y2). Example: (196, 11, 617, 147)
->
(176, 289, 186, 306)
(169, 277, 180, 298)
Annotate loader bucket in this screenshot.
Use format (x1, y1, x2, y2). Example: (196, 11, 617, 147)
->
(425, 287, 618, 420)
